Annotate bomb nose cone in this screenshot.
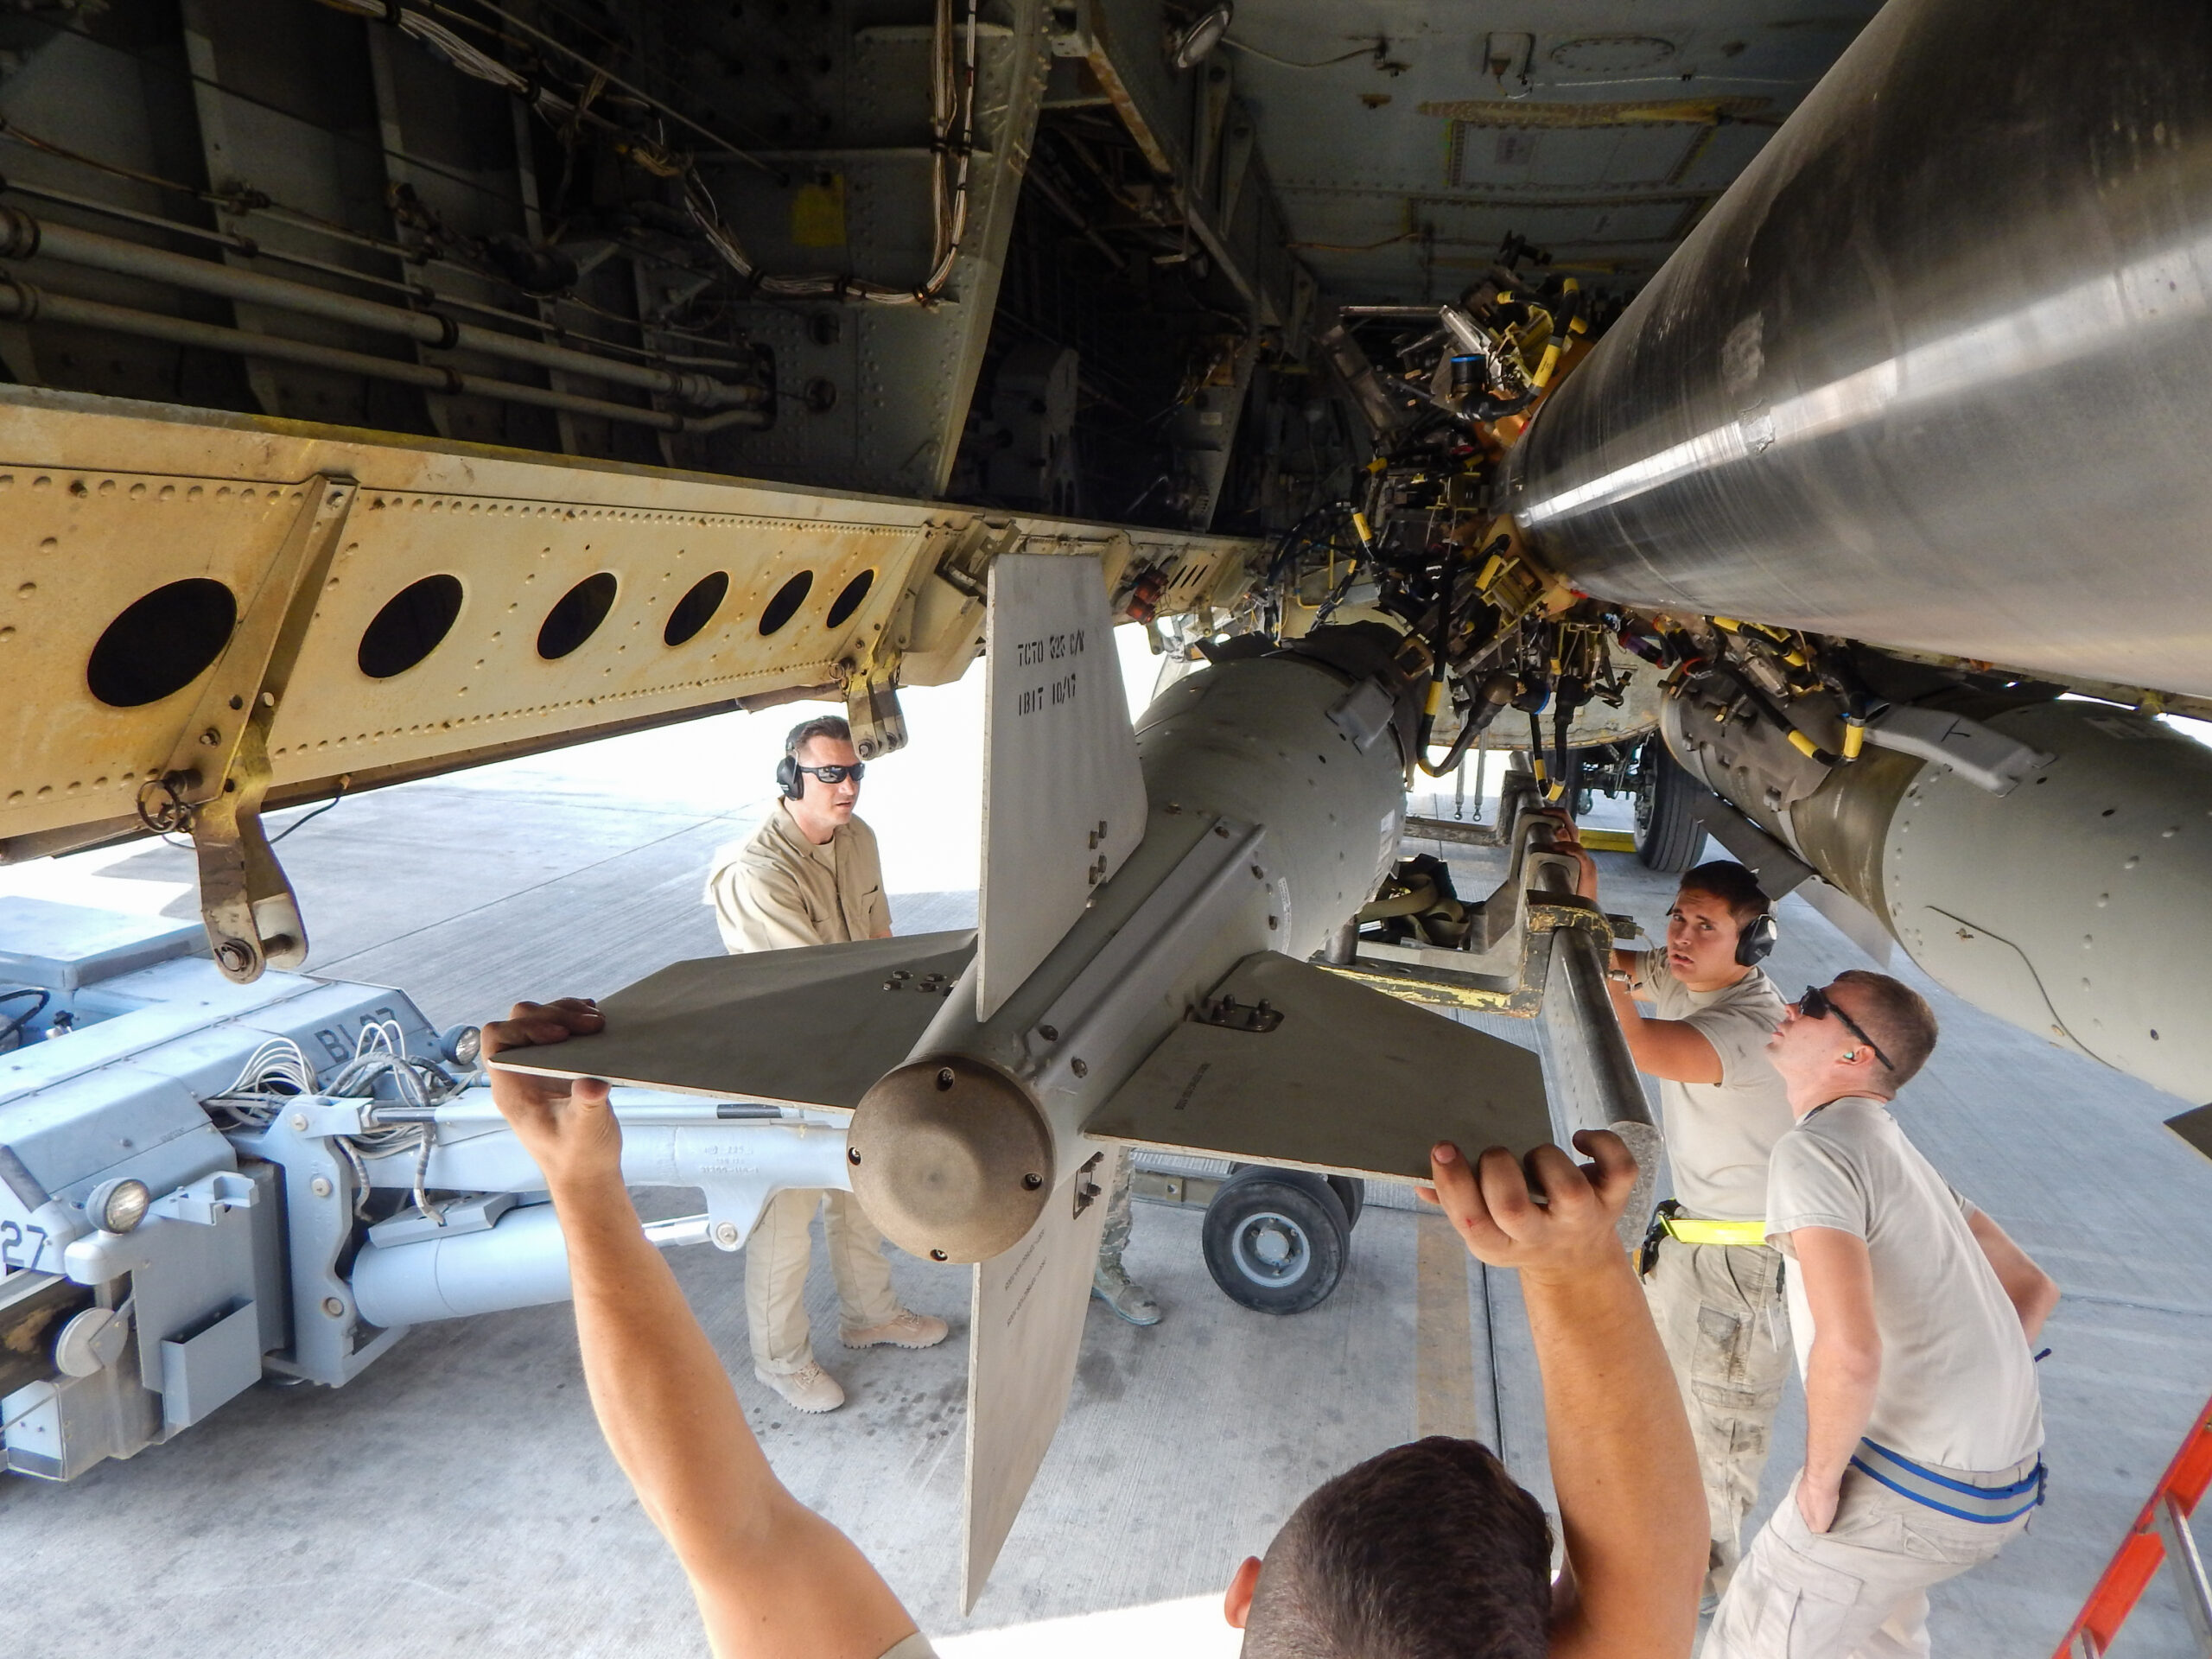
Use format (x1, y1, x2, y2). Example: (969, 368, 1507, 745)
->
(848, 1056, 1054, 1262)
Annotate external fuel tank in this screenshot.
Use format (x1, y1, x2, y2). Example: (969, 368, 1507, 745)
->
(1508, 0, 2212, 702)
(1668, 694, 2212, 1103)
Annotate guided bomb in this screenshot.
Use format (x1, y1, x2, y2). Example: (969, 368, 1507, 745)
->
(846, 626, 1417, 1260)
(518, 557, 1558, 1265)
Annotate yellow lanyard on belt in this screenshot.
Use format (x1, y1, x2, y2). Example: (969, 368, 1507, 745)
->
(1661, 1215, 1770, 1247)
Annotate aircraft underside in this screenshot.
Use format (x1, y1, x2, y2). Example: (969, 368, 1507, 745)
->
(1, 0, 2209, 1609)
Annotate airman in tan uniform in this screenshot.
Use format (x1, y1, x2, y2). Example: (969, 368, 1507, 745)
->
(702, 715, 947, 1413)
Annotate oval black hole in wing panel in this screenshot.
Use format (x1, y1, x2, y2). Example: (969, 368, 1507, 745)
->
(664, 570, 729, 647)
(760, 570, 814, 637)
(538, 571, 619, 660)
(825, 569, 874, 628)
(87, 578, 237, 707)
(359, 574, 464, 678)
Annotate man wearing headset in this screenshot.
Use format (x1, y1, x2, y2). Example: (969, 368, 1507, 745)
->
(702, 715, 948, 1413)
(1558, 831, 1796, 1612)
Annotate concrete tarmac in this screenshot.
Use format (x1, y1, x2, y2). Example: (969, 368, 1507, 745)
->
(2, 752, 2209, 1656)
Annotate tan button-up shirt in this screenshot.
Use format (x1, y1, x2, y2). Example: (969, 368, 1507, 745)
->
(703, 802, 891, 952)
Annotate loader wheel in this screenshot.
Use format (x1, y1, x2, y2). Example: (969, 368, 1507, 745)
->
(1326, 1175, 1366, 1230)
(1203, 1167, 1350, 1314)
(1635, 740, 1707, 873)
(1226, 1165, 1363, 1232)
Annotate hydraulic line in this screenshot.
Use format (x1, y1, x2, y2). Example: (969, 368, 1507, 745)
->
(0, 278, 766, 434)
(0, 206, 765, 410)
(1528, 709, 1557, 800)
(439, 0, 777, 170)
(1421, 671, 1516, 779)
(0, 987, 49, 1051)
(682, 0, 981, 304)
(1529, 279, 1583, 391)
(1553, 686, 1576, 799)
(1702, 658, 1840, 766)
(0, 177, 748, 373)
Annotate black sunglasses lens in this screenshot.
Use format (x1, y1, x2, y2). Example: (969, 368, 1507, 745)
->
(1800, 984, 1894, 1069)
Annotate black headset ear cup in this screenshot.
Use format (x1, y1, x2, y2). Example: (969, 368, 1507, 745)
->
(775, 754, 801, 800)
(1738, 912, 1779, 968)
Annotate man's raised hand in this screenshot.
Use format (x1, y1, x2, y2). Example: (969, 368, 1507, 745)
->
(482, 998, 620, 1193)
(1418, 1130, 1640, 1280)
(1538, 810, 1601, 899)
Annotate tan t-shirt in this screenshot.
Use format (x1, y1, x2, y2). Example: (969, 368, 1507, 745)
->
(878, 1635, 938, 1659)
(1766, 1096, 2044, 1473)
(703, 804, 891, 952)
(1639, 956, 1793, 1221)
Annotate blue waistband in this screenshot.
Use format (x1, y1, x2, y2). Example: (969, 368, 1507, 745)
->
(1848, 1438, 2045, 1524)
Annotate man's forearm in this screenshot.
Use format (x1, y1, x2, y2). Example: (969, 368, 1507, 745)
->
(1605, 987, 1723, 1084)
(1525, 1256, 1704, 1655)
(1967, 1211, 2060, 1341)
(1802, 1336, 1880, 1491)
(553, 1176, 779, 1552)
(1605, 978, 1652, 1061)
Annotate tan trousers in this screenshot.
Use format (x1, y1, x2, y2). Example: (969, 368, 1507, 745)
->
(1643, 1233, 1791, 1601)
(1705, 1462, 2035, 1658)
(744, 1188, 903, 1374)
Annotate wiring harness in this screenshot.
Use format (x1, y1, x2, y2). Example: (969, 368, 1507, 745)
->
(206, 1025, 471, 1224)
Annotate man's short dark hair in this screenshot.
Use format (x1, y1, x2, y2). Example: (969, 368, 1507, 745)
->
(784, 714, 852, 758)
(1676, 860, 1770, 925)
(1834, 969, 1940, 1087)
(1243, 1437, 1552, 1659)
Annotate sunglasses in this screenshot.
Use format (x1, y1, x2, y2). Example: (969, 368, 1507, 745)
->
(1797, 984, 1895, 1071)
(796, 762, 864, 785)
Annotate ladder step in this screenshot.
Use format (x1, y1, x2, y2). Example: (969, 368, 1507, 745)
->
(2053, 1397, 2212, 1658)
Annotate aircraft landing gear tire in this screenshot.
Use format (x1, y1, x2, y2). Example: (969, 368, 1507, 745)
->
(1203, 1167, 1351, 1314)
(1634, 740, 1707, 874)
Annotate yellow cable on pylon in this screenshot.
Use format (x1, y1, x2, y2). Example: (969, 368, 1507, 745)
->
(1531, 279, 1580, 390)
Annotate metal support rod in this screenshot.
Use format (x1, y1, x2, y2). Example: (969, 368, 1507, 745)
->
(0, 207, 766, 409)
(640, 1213, 715, 1248)
(1529, 832, 1662, 1249)
(0, 280, 768, 435)
(1541, 922, 1656, 1128)
(1403, 813, 1507, 848)
(2160, 1491, 2212, 1654)
(367, 1096, 788, 1128)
